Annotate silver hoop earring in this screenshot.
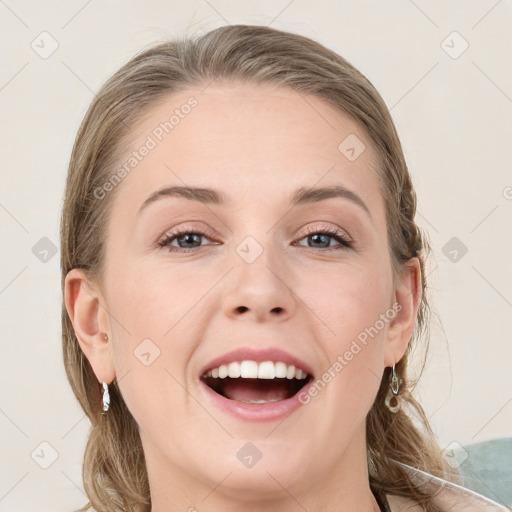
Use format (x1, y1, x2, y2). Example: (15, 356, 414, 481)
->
(384, 364, 402, 413)
(102, 381, 110, 412)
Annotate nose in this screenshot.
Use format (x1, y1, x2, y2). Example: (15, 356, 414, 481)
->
(221, 251, 297, 323)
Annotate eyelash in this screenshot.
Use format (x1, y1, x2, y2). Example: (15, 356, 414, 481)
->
(158, 225, 353, 253)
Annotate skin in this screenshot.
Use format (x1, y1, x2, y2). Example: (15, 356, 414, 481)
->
(65, 82, 422, 512)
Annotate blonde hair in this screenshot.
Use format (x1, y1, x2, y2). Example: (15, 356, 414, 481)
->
(60, 24, 458, 512)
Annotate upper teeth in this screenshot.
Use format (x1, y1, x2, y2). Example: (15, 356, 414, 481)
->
(204, 360, 308, 380)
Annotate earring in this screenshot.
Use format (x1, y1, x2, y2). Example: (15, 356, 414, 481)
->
(384, 364, 402, 413)
(102, 381, 110, 412)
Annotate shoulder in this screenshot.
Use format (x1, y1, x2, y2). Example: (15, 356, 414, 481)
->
(386, 463, 510, 512)
(386, 494, 424, 511)
(385, 486, 509, 512)
(430, 484, 509, 511)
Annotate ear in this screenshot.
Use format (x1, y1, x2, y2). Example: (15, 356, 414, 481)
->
(383, 257, 422, 367)
(64, 268, 116, 384)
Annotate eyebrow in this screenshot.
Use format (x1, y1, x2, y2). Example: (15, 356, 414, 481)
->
(137, 184, 371, 219)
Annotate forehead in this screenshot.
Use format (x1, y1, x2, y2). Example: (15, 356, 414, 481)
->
(108, 81, 384, 222)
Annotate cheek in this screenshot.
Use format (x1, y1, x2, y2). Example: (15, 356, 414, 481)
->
(300, 262, 391, 409)
(301, 260, 392, 343)
(104, 263, 202, 417)
(106, 256, 209, 342)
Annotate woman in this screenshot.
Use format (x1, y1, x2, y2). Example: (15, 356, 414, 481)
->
(61, 24, 507, 512)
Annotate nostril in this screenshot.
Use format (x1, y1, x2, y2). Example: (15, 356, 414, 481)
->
(236, 306, 249, 313)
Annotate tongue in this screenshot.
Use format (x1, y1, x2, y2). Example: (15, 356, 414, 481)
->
(221, 378, 294, 402)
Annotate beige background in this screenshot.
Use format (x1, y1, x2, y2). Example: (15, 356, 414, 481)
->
(0, 1, 511, 511)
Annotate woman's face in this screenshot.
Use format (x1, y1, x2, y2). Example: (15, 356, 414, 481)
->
(81, 82, 419, 505)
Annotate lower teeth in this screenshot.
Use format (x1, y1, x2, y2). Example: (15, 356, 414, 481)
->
(239, 398, 281, 404)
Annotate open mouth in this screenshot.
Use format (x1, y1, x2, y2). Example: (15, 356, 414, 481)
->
(200, 361, 313, 404)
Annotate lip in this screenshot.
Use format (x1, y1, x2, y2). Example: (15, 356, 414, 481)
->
(198, 346, 314, 377)
(197, 346, 315, 423)
(199, 374, 315, 422)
